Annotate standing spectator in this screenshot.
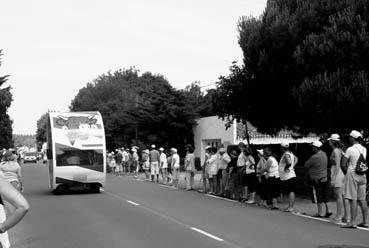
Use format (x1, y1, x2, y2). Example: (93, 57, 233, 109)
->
(207, 147, 219, 194)
(328, 134, 346, 223)
(218, 147, 231, 196)
(264, 147, 280, 209)
(341, 130, 368, 228)
(184, 145, 196, 190)
(304, 141, 332, 218)
(122, 148, 129, 174)
(159, 148, 169, 184)
(227, 150, 238, 199)
(141, 149, 150, 180)
(0, 151, 23, 192)
(256, 149, 268, 207)
(244, 147, 256, 204)
(115, 149, 123, 176)
(279, 142, 298, 212)
(236, 142, 247, 202)
(170, 148, 180, 188)
(0, 165, 29, 248)
(131, 148, 139, 178)
(167, 151, 173, 185)
(201, 146, 211, 193)
(149, 145, 160, 183)
(108, 152, 116, 175)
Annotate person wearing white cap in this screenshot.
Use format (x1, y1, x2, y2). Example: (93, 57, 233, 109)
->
(207, 147, 219, 194)
(279, 142, 298, 212)
(184, 145, 196, 190)
(264, 147, 280, 209)
(217, 147, 231, 196)
(327, 134, 346, 223)
(108, 152, 116, 175)
(170, 148, 180, 188)
(304, 140, 332, 218)
(159, 148, 169, 184)
(341, 130, 368, 228)
(149, 145, 160, 183)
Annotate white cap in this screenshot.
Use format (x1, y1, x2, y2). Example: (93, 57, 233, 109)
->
(256, 149, 264, 155)
(151, 144, 156, 149)
(219, 148, 226, 153)
(170, 148, 177, 153)
(328, 134, 340, 141)
(205, 146, 211, 150)
(350, 130, 362, 139)
(159, 147, 164, 151)
(131, 148, 137, 152)
(281, 141, 289, 148)
(312, 141, 323, 148)
(142, 149, 149, 153)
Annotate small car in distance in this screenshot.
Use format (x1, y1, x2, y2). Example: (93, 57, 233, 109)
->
(23, 152, 38, 163)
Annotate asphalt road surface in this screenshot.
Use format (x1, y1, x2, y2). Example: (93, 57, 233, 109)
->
(9, 162, 369, 248)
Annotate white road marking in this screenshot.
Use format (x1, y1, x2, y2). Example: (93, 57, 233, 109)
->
(127, 200, 140, 206)
(190, 227, 224, 242)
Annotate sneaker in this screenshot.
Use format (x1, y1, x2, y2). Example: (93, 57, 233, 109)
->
(246, 200, 255, 204)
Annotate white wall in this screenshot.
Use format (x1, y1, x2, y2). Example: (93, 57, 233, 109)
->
(193, 116, 236, 165)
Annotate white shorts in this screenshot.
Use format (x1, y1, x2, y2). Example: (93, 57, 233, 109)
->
(151, 162, 159, 175)
(115, 164, 123, 173)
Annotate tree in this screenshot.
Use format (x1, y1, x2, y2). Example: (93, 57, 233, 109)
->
(0, 50, 13, 148)
(13, 134, 36, 148)
(36, 112, 48, 150)
(215, 0, 369, 135)
(70, 68, 198, 151)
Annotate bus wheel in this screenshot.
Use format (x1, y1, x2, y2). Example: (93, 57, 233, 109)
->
(54, 185, 68, 195)
(91, 184, 100, 193)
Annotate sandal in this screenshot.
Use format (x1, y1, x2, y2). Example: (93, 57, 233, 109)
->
(312, 214, 324, 218)
(357, 223, 369, 228)
(341, 224, 357, 229)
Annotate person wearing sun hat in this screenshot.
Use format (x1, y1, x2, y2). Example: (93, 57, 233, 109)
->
(170, 148, 180, 188)
(279, 141, 298, 212)
(341, 130, 368, 229)
(304, 140, 332, 218)
(159, 148, 169, 184)
(327, 134, 346, 224)
(256, 149, 268, 207)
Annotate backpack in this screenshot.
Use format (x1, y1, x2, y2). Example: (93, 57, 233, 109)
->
(354, 147, 368, 175)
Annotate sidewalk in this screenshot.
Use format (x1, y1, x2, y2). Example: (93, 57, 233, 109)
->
(123, 171, 368, 226)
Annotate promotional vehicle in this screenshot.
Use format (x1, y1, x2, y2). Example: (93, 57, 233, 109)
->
(23, 152, 37, 163)
(46, 111, 107, 194)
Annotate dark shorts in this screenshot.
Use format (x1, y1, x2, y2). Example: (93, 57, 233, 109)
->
(217, 169, 223, 180)
(245, 173, 257, 192)
(267, 177, 280, 198)
(281, 177, 297, 194)
(236, 167, 246, 187)
(311, 180, 329, 203)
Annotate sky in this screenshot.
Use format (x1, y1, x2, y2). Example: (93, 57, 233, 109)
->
(0, 0, 267, 135)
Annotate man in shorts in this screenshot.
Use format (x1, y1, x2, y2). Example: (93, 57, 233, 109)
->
(149, 145, 160, 183)
(115, 149, 123, 176)
(304, 141, 332, 218)
(341, 130, 368, 228)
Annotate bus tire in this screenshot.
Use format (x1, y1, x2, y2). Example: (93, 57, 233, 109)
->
(54, 184, 68, 195)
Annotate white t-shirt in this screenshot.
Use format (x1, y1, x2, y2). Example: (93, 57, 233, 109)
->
(160, 153, 168, 168)
(344, 144, 367, 172)
(279, 152, 296, 181)
(245, 155, 256, 174)
(237, 153, 247, 167)
(266, 156, 279, 178)
(218, 153, 231, 170)
(207, 154, 219, 175)
(171, 154, 180, 169)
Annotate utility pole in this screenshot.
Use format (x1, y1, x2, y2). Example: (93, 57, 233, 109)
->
(135, 94, 139, 146)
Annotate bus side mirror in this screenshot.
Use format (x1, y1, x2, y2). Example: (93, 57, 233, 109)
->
(46, 149, 53, 159)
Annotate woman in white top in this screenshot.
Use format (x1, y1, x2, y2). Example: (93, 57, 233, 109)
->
(0, 153, 23, 192)
(170, 148, 180, 188)
(328, 134, 346, 223)
(184, 145, 196, 190)
(0, 150, 30, 248)
(159, 148, 169, 184)
(207, 147, 219, 194)
(264, 147, 280, 209)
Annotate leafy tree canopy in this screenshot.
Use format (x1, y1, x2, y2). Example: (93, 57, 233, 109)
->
(36, 112, 48, 150)
(215, 0, 369, 135)
(70, 68, 210, 151)
(0, 50, 13, 148)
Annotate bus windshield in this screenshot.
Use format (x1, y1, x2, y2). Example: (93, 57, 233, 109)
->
(56, 148, 103, 167)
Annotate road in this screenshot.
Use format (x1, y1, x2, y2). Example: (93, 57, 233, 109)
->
(9, 162, 369, 248)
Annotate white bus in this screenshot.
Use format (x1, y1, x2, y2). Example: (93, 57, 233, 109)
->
(46, 111, 106, 194)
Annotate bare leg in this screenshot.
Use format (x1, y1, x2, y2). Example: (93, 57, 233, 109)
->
(358, 200, 368, 224)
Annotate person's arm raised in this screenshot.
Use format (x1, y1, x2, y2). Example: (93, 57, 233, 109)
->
(0, 177, 29, 233)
